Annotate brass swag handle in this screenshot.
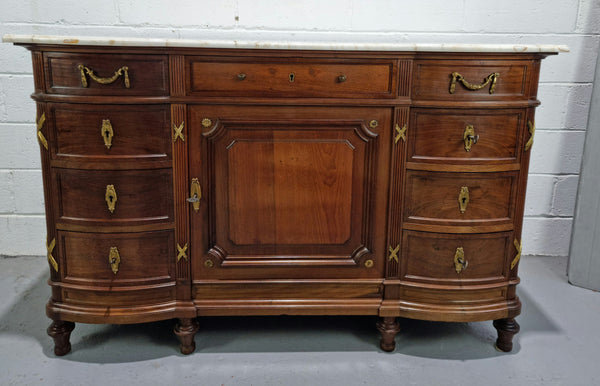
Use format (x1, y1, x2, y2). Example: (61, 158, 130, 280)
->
(79, 64, 130, 88)
(450, 72, 499, 94)
(454, 247, 468, 274)
(463, 124, 479, 152)
(101, 119, 114, 149)
(105, 184, 117, 213)
(109, 247, 121, 274)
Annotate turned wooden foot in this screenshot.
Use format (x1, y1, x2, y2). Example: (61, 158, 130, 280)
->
(47, 320, 75, 356)
(174, 318, 199, 355)
(493, 317, 520, 352)
(376, 317, 400, 352)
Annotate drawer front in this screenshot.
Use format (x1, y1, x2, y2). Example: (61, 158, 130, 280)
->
(59, 230, 175, 285)
(50, 104, 171, 162)
(413, 60, 531, 100)
(45, 53, 169, 95)
(187, 57, 396, 97)
(404, 171, 517, 225)
(54, 168, 173, 227)
(408, 108, 525, 164)
(401, 231, 511, 285)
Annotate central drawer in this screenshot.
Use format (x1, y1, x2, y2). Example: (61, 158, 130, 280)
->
(187, 57, 396, 97)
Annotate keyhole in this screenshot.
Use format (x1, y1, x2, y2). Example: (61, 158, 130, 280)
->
(289, 73, 295, 82)
(108, 195, 114, 203)
(462, 197, 467, 204)
(111, 258, 116, 264)
(104, 130, 110, 139)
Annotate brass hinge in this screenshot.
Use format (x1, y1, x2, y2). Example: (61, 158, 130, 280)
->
(524, 121, 535, 152)
(388, 244, 400, 263)
(177, 243, 188, 262)
(36, 113, 48, 150)
(173, 122, 185, 142)
(511, 239, 522, 270)
(394, 124, 407, 144)
(46, 237, 58, 272)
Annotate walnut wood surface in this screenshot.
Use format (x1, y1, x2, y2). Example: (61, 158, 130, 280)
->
(14, 43, 551, 354)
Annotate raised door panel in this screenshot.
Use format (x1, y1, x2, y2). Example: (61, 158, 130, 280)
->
(189, 105, 391, 280)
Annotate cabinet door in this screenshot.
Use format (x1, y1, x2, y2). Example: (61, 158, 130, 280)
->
(188, 105, 391, 280)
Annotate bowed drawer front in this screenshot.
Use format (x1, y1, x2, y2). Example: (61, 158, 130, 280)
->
(14, 40, 553, 356)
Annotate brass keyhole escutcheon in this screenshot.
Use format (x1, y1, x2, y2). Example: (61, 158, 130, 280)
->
(109, 246, 121, 275)
(289, 73, 295, 82)
(105, 184, 117, 214)
(458, 186, 470, 213)
(454, 247, 468, 274)
(463, 124, 479, 152)
(101, 119, 114, 149)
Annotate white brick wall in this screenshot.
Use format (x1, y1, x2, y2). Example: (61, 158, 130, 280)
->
(1, 0, 598, 256)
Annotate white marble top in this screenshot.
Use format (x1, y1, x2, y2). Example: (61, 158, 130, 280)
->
(2, 34, 569, 53)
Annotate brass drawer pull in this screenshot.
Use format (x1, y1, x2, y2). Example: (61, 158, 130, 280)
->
(338, 74, 347, 83)
(105, 184, 117, 213)
(187, 178, 201, 212)
(454, 247, 468, 274)
(458, 186, 470, 213)
(78, 64, 130, 88)
(463, 124, 479, 152)
(101, 119, 114, 149)
(450, 72, 499, 94)
(237, 73, 247, 81)
(109, 246, 121, 274)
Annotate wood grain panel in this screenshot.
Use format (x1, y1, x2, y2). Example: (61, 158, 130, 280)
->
(228, 138, 353, 245)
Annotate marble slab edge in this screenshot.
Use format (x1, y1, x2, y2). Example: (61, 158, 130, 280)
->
(2, 34, 569, 53)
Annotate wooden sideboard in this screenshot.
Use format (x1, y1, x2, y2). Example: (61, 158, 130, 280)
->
(9, 37, 558, 355)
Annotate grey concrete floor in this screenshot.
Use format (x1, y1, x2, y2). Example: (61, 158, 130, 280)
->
(0, 255, 598, 386)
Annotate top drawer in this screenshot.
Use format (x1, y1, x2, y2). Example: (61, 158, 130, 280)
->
(412, 59, 533, 101)
(45, 53, 169, 96)
(187, 57, 396, 98)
